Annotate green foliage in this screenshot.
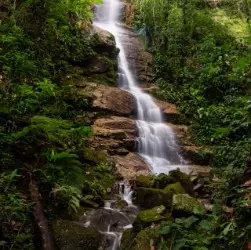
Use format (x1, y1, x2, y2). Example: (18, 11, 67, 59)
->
(0, 0, 114, 247)
(157, 214, 249, 250)
(135, 0, 251, 249)
(0, 170, 34, 249)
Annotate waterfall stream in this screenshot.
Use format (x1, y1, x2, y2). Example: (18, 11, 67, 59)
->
(94, 0, 186, 174)
(84, 1, 188, 249)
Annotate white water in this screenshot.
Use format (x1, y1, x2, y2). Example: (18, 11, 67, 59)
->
(95, 0, 186, 174)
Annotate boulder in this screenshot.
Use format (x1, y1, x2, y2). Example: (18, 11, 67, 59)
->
(135, 175, 153, 188)
(78, 83, 135, 115)
(164, 182, 185, 195)
(93, 85, 135, 115)
(112, 153, 150, 179)
(52, 220, 101, 250)
(172, 194, 206, 217)
(153, 169, 194, 196)
(91, 25, 117, 56)
(132, 226, 158, 250)
(135, 187, 172, 209)
(133, 205, 169, 230)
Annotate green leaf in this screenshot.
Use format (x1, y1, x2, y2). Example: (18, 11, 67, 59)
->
(159, 225, 172, 235)
(199, 220, 212, 231)
(173, 239, 187, 250)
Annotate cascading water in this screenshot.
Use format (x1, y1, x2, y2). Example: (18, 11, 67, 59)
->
(85, 1, 188, 249)
(94, 0, 186, 174)
(84, 182, 137, 250)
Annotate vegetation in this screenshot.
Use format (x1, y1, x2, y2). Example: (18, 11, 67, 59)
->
(0, 0, 116, 249)
(132, 0, 251, 249)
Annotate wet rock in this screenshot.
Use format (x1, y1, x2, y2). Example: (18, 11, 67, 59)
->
(164, 182, 185, 195)
(135, 187, 172, 209)
(135, 175, 153, 188)
(167, 123, 194, 146)
(172, 194, 206, 217)
(154, 99, 182, 124)
(112, 153, 150, 179)
(133, 205, 168, 230)
(85, 208, 132, 232)
(118, 24, 153, 84)
(52, 219, 101, 250)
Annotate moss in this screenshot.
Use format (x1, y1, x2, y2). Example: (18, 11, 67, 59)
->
(136, 187, 172, 209)
(136, 175, 153, 188)
(172, 194, 206, 217)
(153, 169, 194, 196)
(164, 182, 185, 195)
(84, 147, 108, 164)
(153, 173, 175, 189)
(133, 226, 158, 250)
(52, 219, 101, 250)
(120, 229, 138, 250)
(133, 205, 171, 231)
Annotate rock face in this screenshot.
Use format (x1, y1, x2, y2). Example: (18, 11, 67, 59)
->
(92, 85, 135, 115)
(119, 24, 153, 84)
(112, 153, 150, 179)
(78, 83, 135, 115)
(91, 25, 117, 56)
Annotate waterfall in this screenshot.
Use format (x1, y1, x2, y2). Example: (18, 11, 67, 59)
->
(94, 0, 186, 174)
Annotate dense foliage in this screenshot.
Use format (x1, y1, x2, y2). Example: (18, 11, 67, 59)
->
(0, 0, 115, 249)
(133, 0, 251, 249)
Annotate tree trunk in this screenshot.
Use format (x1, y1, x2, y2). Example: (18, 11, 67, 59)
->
(29, 180, 55, 250)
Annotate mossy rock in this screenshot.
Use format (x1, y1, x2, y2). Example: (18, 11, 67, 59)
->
(84, 148, 108, 164)
(153, 169, 194, 196)
(135, 187, 172, 209)
(164, 182, 185, 195)
(133, 226, 158, 250)
(133, 205, 171, 231)
(52, 219, 101, 250)
(120, 229, 138, 250)
(172, 194, 206, 217)
(136, 175, 153, 188)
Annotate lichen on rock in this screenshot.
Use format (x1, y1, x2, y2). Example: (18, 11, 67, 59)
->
(133, 205, 170, 230)
(172, 194, 206, 217)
